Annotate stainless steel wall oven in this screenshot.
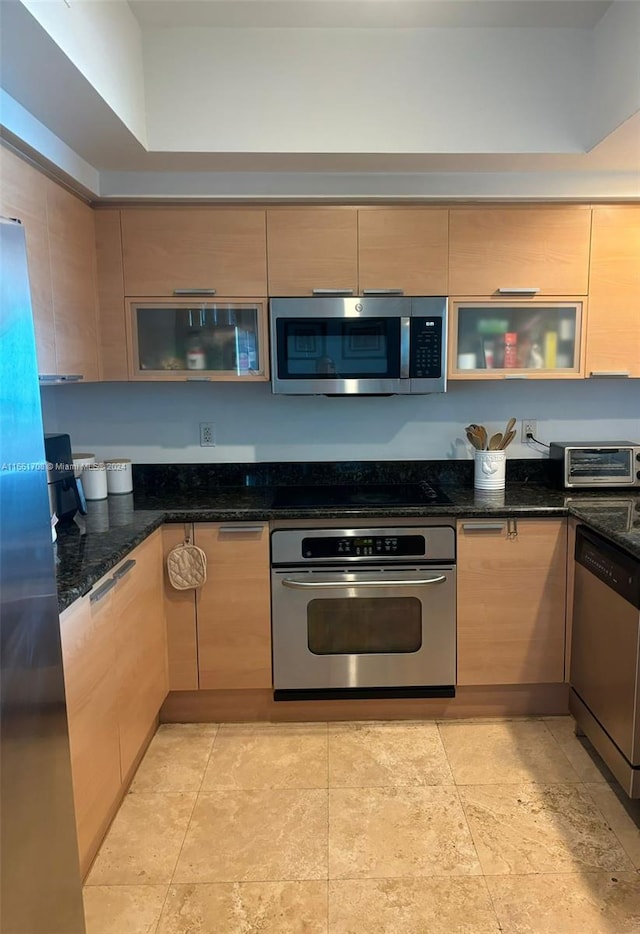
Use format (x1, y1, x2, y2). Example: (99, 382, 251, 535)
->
(270, 522, 456, 700)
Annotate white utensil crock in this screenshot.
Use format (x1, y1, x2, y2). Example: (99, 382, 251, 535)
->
(474, 450, 506, 491)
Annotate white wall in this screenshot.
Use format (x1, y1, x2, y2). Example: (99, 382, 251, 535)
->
(143, 26, 589, 154)
(591, 0, 640, 146)
(21, 0, 147, 146)
(41, 379, 640, 465)
(0, 90, 99, 193)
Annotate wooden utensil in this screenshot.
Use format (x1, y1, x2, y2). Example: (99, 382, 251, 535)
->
(488, 432, 503, 450)
(465, 425, 486, 450)
(476, 425, 488, 450)
(499, 429, 516, 449)
(466, 430, 482, 450)
(504, 417, 516, 438)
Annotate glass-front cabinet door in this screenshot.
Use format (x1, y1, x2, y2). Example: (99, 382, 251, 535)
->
(126, 299, 268, 380)
(449, 299, 586, 379)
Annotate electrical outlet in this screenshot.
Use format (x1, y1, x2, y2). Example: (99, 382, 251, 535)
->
(199, 422, 215, 447)
(521, 419, 537, 443)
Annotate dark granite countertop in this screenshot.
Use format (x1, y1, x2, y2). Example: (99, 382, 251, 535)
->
(55, 506, 164, 612)
(55, 469, 640, 613)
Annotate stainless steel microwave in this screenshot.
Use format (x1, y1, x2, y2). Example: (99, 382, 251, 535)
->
(550, 441, 640, 489)
(269, 296, 447, 395)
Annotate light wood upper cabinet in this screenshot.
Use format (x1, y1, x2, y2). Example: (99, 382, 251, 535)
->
(111, 529, 168, 780)
(121, 208, 267, 297)
(358, 208, 449, 295)
(0, 145, 100, 380)
(46, 179, 100, 381)
(457, 518, 567, 686)
(95, 208, 128, 381)
(60, 591, 121, 878)
(267, 207, 447, 296)
(267, 207, 358, 296)
(0, 146, 56, 373)
(195, 522, 272, 690)
(449, 207, 592, 296)
(586, 205, 640, 379)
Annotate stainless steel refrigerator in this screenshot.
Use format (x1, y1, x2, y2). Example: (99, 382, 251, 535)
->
(0, 217, 86, 932)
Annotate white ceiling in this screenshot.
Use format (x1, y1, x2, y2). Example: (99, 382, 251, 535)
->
(1, 0, 638, 199)
(129, 0, 613, 30)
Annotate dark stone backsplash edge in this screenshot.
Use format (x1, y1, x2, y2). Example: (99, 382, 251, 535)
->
(132, 457, 552, 494)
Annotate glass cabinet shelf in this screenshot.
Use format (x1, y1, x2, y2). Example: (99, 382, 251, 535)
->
(126, 299, 269, 380)
(449, 300, 585, 379)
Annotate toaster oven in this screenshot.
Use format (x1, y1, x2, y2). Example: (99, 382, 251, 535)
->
(550, 441, 640, 489)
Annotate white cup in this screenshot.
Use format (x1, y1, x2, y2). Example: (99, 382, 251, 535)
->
(105, 458, 133, 495)
(82, 461, 108, 500)
(457, 352, 477, 370)
(474, 450, 506, 491)
(72, 452, 95, 479)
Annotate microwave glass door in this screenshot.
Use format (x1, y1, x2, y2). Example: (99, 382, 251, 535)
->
(569, 448, 633, 481)
(275, 317, 401, 380)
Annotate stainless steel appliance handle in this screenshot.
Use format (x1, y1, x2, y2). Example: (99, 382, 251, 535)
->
(173, 288, 216, 296)
(497, 287, 540, 295)
(281, 575, 447, 589)
(361, 289, 404, 296)
(400, 316, 411, 378)
(589, 371, 630, 378)
(311, 288, 354, 296)
(90, 578, 117, 604)
(113, 559, 136, 580)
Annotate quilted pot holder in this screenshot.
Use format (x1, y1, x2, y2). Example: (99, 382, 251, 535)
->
(167, 541, 207, 590)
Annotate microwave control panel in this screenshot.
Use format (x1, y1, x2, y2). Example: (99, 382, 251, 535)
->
(410, 318, 443, 378)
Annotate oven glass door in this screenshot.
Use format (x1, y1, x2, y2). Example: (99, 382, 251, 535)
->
(271, 566, 456, 690)
(308, 596, 422, 654)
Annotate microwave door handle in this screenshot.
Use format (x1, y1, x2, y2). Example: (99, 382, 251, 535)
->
(400, 316, 411, 379)
(281, 575, 447, 589)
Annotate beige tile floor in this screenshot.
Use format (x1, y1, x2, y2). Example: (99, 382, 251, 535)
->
(83, 717, 640, 934)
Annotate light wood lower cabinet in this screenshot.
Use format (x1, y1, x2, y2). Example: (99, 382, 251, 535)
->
(59, 589, 121, 878)
(163, 524, 198, 690)
(456, 518, 567, 685)
(112, 531, 168, 780)
(195, 522, 272, 690)
(59, 529, 167, 876)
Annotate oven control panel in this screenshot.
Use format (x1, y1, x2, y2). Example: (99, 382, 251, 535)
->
(271, 525, 456, 566)
(301, 534, 426, 559)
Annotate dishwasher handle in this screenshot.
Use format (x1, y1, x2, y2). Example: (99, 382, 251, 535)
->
(575, 526, 640, 609)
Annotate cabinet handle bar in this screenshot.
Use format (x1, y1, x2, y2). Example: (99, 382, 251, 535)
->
(311, 288, 354, 296)
(589, 371, 630, 378)
(173, 288, 216, 296)
(39, 374, 84, 382)
(113, 559, 136, 580)
(461, 522, 506, 531)
(497, 288, 540, 295)
(361, 289, 404, 296)
(90, 578, 117, 603)
(219, 525, 264, 533)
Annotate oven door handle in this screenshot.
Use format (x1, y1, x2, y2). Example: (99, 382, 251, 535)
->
(281, 575, 447, 589)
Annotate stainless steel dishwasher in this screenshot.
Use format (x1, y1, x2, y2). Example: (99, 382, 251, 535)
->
(569, 525, 640, 797)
